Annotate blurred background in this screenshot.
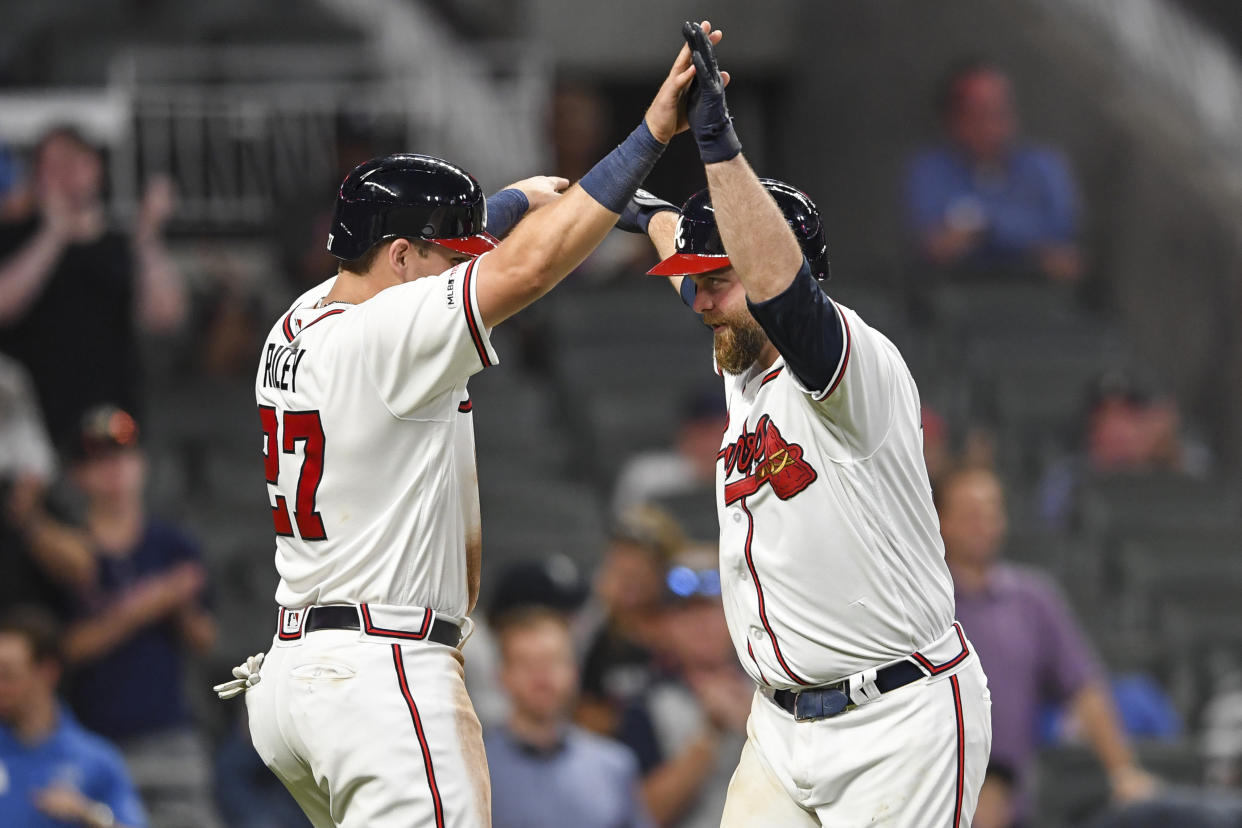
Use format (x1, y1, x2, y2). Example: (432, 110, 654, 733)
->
(1, 1, 1242, 826)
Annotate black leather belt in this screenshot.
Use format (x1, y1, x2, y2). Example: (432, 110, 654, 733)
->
(771, 659, 926, 721)
(301, 605, 462, 647)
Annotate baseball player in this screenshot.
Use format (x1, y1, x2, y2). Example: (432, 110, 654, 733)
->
(213, 26, 728, 828)
(616, 22, 993, 826)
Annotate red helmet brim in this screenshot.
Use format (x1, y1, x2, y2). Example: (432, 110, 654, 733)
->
(433, 233, 500, 257)
(646, 253, 732, 277)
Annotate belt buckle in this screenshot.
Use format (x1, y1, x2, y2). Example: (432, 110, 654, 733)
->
(793, 685, 851, 722)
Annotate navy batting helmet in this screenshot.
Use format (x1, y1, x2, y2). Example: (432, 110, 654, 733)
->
(647, 179, 830, 280)
(327, 153, 498, 261)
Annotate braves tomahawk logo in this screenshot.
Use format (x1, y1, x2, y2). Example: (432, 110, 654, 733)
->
(721, 414, 817, 504)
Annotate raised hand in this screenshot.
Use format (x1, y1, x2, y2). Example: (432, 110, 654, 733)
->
(682, 20, 741, 163)
(644, 21, 726, 144)
(136, 174, 177, 240)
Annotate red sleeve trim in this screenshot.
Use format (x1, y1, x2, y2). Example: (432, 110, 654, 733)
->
(460, 259, 492, 368)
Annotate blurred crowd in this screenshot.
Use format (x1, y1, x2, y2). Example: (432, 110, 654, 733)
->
(0, 51, 1240, 828)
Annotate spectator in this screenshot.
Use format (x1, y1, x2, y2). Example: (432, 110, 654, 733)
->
(611, 388, 727, 523)
(619, 547, 750, 828)
(906, 59, 1083, 283)
(0, 126, 185, 443)
(577, 507, 685, 736)
(46, 406, 221, 828)
(0, 606, 146, 828)
(0, 353, 88, 618)
(937, 466, 1156, 826)
(465, 555, 589, 728)
(1037, 372, 1212, 528)
(485, 606, 652, 828)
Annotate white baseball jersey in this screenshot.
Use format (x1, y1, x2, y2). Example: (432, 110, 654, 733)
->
(255, 255, 497, 616)
(716, 302, 954, 689)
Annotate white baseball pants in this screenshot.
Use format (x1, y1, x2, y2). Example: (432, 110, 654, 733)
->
(246, 627, 490, 828)
(721, 655, 991, 827)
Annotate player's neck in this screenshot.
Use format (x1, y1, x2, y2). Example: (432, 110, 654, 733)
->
(754, 341, 780, 372)
(322, 270, 400, 306)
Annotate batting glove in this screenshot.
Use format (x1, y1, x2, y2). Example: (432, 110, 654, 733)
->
(213, 652, 265, 700)
(616, 189, 680, 234)
(683, 21, 741, 164)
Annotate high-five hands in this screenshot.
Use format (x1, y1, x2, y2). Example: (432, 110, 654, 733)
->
(683, 20, 741, 163)
(644, 21, 727, 144)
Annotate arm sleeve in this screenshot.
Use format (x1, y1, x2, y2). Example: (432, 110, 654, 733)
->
(679, 277, 697, 308)
(746, 260, 848, 398)
(749, 262, 905, 453)
(361, 254, 499, 418)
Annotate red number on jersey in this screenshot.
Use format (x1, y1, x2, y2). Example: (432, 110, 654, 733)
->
(259, 406, 327, 541)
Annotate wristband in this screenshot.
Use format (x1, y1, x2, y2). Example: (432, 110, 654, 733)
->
(580, 120, 666, 214)
(484, 188, 528, 238)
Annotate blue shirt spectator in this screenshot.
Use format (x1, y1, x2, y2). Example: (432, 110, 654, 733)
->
(906, 142, 1079, 265)
(490, 606, 652, 828)
(906, 60, 1084, 282)
(0, 607, 146, 828)
(486, 724, 651, 828)
(0, 705, 147, 828)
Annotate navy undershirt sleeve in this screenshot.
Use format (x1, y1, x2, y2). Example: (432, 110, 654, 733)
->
(679, 277, 697, 308)
(746, 259, 847, 394)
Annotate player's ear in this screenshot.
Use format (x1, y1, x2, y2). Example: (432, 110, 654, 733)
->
(387, 238, 415, 276)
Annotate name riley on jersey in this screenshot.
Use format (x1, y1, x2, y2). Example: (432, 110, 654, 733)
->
(262, 343, 307, 392)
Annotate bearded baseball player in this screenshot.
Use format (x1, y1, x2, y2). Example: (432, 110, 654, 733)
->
(212, 26, 728, 828)
(617, 22, 993, 826)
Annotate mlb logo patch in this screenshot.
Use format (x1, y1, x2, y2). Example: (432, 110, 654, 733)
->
(279, 608, 306, 639)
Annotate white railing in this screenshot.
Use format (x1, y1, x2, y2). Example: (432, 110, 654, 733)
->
(95, 28, 547, 227)
(314, 0, 549, 187)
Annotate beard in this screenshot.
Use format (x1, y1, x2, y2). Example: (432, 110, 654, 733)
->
(711, 309, 768, 374)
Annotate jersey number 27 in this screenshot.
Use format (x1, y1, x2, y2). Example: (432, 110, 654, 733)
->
(259, 406, 327, 541)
